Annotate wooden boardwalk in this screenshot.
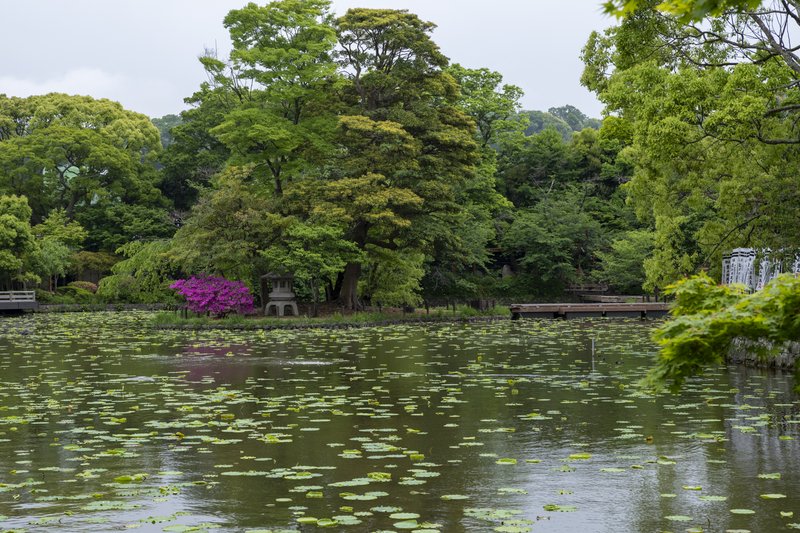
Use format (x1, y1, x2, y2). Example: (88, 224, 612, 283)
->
(510, 302, 669, 320)
(0, 291, 38, 312)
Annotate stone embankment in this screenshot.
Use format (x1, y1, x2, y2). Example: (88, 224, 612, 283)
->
(727, 339, 800, 369)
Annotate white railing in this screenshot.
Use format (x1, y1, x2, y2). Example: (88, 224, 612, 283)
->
(0, 291, 36, 302)
(722, 248, 800, 291)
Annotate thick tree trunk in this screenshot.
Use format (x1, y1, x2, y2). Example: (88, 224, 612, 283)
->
(337, 221, 369, 310)
(338, 262, 363, 311)
(332, 272, 343, 301)
(311, 278, 319, 318)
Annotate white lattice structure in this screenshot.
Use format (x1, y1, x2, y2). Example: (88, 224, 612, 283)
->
(756, 252, 782, 290)
(721, 248, 756, 288)
(722, 248, 800, 291)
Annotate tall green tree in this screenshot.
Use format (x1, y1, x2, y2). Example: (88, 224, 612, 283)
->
(501, 187, 604, 294)
(0, 93, 166, 249)
(170, 166, 277, 287)
(151, 114, 182, 148)
(204, 0, 339, 197)
(522, 110, 574, 139)
(447, 64, 526, 149)
(158, 88, 231, 209)
(28, 209, 88, 291)
(548, 105, 602, 132)
(327, 8, 481, 308)
(0, 195, 37, 289)
(583, 1, 800, 290)
(97, 240, 177, 303)
(422, 64, 523, 301)
(594, 229, 654, 293)
(260, 218, 362, 313)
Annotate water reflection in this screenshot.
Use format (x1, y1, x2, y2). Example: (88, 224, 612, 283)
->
(0, 313, 797, 532)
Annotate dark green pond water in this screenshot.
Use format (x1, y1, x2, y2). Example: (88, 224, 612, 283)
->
(0, 312, 799, 532)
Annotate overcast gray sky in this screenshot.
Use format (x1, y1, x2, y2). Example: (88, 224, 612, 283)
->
(0, 1, 614, 118)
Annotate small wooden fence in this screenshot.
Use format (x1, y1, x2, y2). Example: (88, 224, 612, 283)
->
(0, 291, 38, 312)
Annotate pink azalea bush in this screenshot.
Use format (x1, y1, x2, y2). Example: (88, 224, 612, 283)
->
(170, 275, 255, 317)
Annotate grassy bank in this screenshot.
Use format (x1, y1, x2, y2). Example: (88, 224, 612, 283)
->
(152, 305, 511, 330)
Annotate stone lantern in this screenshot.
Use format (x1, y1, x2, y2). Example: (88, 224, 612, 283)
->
(261, 272, 299, 317)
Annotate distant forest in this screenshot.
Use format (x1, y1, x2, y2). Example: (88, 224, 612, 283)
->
(2, 0, 795, 310)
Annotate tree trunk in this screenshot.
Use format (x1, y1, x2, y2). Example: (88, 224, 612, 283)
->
(337, 221, 368, 310)
(325, 279, 333, 302)
(311, 278, 319, 318)
(338, 262, 363, 311)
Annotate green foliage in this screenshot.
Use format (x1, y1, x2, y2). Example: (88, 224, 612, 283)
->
(313, 7, 482, 308)
(0, 93, 165, 251)
(0, 194, 37, 288)
(421, 64, 520, 301)
(447, 64, 527, 148)
(69, 251, 119, 278)
(500, 128, 575, 207)
(76, 203, 175, 251)
(27, 238, 72, 291)
(362, 248, 425, 308)
(523, 110, 574, 140)
(170, 167, 275, 286)
(68, 281, 98, 293)
(548, 105, 602, 132)
(645, 273, 800, 392)
(151, 114, 182, 148)
(56, 285, 98, 303)
(97, 240, 177, 303)
(595, 230, 654, 293)
(26, 208, 90, 292)
(502, 188, 604, 293)
(35, 285, 98, 305)
(32, 209, 87, 248)
(207, 0, 338, 196)
(260, 218, 362, 301)
(0, 5, 656, 306)
(498, 120, 630, 208)
(157, 89, 230, 209)
(603, 0, 763, 21)
(583, 2, 800, 291)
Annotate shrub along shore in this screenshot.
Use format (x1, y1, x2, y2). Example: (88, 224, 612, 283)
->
(151, 306, 511, 331)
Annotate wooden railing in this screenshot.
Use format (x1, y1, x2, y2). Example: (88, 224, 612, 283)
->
(0, 291, 36, 302)
(565, 283, 609, 293)
(510, 302, 669, 319)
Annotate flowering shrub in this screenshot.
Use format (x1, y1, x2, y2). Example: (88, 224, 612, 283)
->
(67, 281, 99, 293)
(170, 275, 254, 317)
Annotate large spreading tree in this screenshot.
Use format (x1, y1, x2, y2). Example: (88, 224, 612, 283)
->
(583, 0, 800, 291)
(0, 93, 169, 250)
(172, 2, 482, 309)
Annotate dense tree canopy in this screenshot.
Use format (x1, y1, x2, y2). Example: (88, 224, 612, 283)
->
(0, 93, 171, 252)
(2, 1, 646, 306)
(0, 195, 36, 289)
(603, 0, 762, 20)
(583, 0, 800, 291)
(588, 0, 800, 391)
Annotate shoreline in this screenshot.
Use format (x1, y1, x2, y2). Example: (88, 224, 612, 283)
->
(152, 313, 512, 331)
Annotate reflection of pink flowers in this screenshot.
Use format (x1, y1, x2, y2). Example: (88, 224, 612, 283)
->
(170, 275, 254, 316)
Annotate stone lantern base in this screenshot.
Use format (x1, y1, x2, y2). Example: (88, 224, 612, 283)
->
(265, 299, 299, 317)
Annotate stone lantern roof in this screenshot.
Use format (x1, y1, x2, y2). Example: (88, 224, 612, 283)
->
(262, 272, 293, 280)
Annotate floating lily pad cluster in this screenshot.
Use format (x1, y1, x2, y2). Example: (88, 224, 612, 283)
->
(0, 312, 797, 531)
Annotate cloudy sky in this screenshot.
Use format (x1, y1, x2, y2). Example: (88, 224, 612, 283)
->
(1, 1, 615, 118)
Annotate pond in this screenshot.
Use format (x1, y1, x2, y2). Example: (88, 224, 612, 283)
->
(0, 312, 798, 532)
